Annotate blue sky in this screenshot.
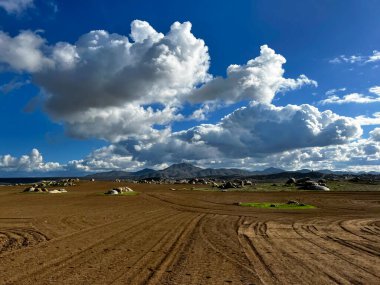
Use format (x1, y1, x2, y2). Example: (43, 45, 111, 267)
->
(0, 0, 380, 176)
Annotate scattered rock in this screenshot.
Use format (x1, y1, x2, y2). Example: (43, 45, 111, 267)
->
(218, 181, 238, 190)
(105, 186, 134, 195)
(310, 185, 330, 191)
(48, 189, 67, 194)
(286, 178, 296, 185)
(114, 187, 124, 193)
(294, 178, 330, 191)
(23, 187, 35, 192)
(105, 189, 119, 195)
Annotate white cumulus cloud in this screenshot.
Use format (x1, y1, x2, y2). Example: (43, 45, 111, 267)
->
(0, 148, 61, 172)
(36, 21, 211, 119)
(190, 45, 316, 104)
(113, 103, 362, 165)
(0, 21, 212, 141)
(72, 130, 378, 174)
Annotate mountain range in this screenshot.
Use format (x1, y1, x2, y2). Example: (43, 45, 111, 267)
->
(85, 163, 285, 180)
(84, 163, 378, 180)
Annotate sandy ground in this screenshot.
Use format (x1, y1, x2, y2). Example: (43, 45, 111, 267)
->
(0, 181, 379, 285)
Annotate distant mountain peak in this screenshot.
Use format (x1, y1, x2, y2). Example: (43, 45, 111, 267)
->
(134, 168, 155, 174)
(263, 167, 283, 171)
(260, 167, 285, 174)
(165, 163, 202, 170)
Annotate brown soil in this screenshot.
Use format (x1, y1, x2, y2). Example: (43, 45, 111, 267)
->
(0, 181, 379, 284)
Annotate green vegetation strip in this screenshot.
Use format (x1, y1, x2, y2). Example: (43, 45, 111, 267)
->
(239, 202, 316, 209)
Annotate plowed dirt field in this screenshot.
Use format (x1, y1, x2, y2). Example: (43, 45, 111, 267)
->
(0, 181, 379, 284)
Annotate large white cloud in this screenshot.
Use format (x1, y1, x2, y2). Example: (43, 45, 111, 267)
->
(190, 45, 316, 104)
(0, 21, 212, 141)
(69, 134, 379, 174)
(0, 0, 33, 14)
(114, 103, 362, 164)
(0, 22, 211, 105)
(35, 21, 211, 118)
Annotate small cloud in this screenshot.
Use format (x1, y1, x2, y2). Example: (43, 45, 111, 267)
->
(329, 57, 342, 64)
(325, 87, 346, 96)
(329, 55, 364, 64)
(355, 112, 380, 126)
(48, 1, 58, 13)
(369, 86, 380, 96)
(320, 86, 380, 105)
(0, 78, 30, 94)
(0, 0, 34, 15)
(330, 50, 380, 65)
(366, 50, 380, 63)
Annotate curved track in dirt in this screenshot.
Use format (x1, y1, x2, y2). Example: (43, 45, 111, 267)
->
(0, 181, 379, 284)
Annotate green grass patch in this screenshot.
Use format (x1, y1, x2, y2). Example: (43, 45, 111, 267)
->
(238, 202, 316, 209)
(189, 187, 215, 191)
